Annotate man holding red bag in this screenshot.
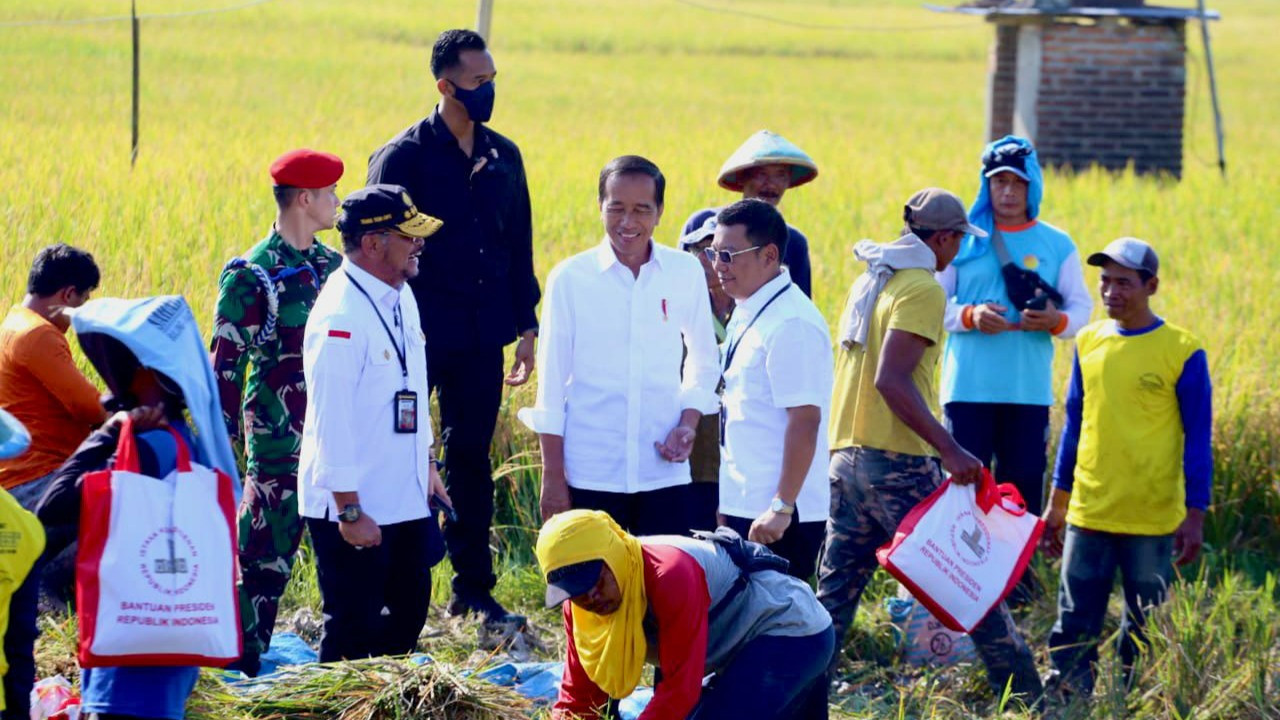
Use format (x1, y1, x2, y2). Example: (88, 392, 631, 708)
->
(816, 189, 1042, 703)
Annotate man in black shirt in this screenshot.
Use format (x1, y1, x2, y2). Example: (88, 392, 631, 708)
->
(367, 29, 539, 623)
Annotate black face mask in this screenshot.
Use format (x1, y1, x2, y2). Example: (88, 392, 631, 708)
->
(450, 80, 495, 123)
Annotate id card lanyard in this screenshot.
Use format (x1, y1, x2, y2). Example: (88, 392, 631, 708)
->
(346, 271, 418, 434)
(719, 281, 791, 446)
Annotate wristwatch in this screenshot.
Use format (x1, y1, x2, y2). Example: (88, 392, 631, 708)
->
(338, 503, 363, 523)
(769, 497, 795, 515)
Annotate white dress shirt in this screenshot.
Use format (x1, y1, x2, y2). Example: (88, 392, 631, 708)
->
(518, 239, 720, 494)
(719, 269, 833, 522)
(298, 260, 433, 524)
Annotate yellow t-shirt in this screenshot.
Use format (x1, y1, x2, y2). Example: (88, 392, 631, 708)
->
(829, 269, 944, 457)
(0, 489, 44, 709)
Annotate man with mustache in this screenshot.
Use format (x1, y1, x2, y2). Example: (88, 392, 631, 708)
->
(681, 130, 818, 298)
(297, 185, 452, 662)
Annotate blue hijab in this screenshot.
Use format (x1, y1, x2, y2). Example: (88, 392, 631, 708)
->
(953, 135, 1044, 266)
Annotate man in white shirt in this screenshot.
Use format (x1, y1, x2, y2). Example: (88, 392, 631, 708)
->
(518, 155, 720, 535)
(298, 184, 452, 662)
(710, 199, 832, 580)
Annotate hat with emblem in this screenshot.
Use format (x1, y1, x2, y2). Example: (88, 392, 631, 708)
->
(337, 184, 443, 238)
(1088, 237, 1159, 277)
(269, 148, 345, 188)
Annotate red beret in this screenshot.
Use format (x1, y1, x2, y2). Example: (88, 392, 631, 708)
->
(270, 149, 344, 188)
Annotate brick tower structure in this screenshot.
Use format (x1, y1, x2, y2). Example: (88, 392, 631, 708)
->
(942, 1, 1220, 178)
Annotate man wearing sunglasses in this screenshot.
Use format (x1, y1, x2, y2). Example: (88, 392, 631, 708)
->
(710, 199, 832, 580)
(519, 156, 720, 537)
(937, 136, 1092, 603)
(298, 185, 452, 662)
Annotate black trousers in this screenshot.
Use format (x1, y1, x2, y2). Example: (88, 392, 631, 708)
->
(428, 344, 504, 600)
(722, 514, 825, 582)
(571, 483, 693, 537)
(307, 517, 442, 662)
(943, 402, 1050, 515)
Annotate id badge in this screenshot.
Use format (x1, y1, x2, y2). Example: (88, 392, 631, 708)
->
(394, 390, 418, 434)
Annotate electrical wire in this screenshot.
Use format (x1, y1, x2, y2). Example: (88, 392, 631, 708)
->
(671, 0, 974, 33)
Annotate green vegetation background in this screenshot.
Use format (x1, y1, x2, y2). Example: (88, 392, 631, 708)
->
(3, 1, 1277, 717)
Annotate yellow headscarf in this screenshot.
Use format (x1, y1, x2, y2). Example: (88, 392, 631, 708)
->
(535, 510, 647, 699)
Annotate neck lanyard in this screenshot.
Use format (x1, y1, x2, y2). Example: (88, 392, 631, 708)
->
(345, 271, 408, 387)
(722, 282, 791, 374)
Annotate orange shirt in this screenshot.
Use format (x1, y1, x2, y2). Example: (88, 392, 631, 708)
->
(0, 306, 106, 488)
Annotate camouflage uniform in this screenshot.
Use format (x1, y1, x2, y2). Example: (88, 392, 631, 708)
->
(210, 230, 342, 670)
(816, 446, 1043, 699)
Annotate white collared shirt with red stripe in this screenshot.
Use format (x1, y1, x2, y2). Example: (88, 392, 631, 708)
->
(297, 260, 434, 524)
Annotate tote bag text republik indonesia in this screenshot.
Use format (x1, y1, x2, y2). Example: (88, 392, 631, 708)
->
(77, 419, 240, 667)
(876, 469, 1043, 633)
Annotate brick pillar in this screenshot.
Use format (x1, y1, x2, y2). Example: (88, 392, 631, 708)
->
(987, 23, 1019, 141)
(1035, 20, 1187, 177)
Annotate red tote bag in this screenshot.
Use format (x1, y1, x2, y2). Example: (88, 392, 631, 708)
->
(77, 418, 241, 667)
(876, 469, 1043, 633)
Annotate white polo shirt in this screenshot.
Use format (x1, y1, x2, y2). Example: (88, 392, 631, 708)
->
(719, 268, 833, 522)
(517, 239, 720, 494)
(298, 260, 433, 524)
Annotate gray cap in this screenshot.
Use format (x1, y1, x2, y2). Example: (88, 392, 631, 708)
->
(1088, 237, 1159, 277)
(903, 188, 987, 238)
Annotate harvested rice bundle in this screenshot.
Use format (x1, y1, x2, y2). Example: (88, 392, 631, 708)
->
(189, 657, 532, 720)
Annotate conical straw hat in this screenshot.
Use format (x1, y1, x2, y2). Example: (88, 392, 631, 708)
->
(717, 130, 818, 192)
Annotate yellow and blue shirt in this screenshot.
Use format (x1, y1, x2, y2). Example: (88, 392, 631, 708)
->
(1053, 318, 1212, 535)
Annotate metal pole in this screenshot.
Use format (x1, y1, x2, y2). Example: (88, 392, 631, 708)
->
(131, 0, 140, 168)
(1197, 0, 1226, 177)
(476, 0, 493, 41)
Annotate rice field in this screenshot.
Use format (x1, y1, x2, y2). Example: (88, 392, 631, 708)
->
(4, 0, 1279, 717)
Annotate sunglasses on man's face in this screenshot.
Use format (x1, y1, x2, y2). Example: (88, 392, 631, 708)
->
(703, 246, 762, 265)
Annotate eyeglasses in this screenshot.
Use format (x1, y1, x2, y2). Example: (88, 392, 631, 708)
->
(703, 246, 762, 265)
(379, 230, 424, 247)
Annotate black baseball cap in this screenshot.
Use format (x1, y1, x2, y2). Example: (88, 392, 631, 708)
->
(337, 184, 443, 238)
(544, 559, 604, 608)
(982, 140, 1033, 182)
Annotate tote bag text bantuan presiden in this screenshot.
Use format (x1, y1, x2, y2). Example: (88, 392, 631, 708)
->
(76, 417, 240, 667)
(876, 469, 1043, 633)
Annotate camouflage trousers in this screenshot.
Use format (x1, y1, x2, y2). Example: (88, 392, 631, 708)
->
(816, 446, 1043, 699)
(237, 470, 305, 669)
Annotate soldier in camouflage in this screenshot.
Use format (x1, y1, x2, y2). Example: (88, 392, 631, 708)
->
(817, 189, 1042, 703)
(210, 149, 345, 676)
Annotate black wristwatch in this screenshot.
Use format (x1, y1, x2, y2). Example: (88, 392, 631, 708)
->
(338, 504, 363, 523)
